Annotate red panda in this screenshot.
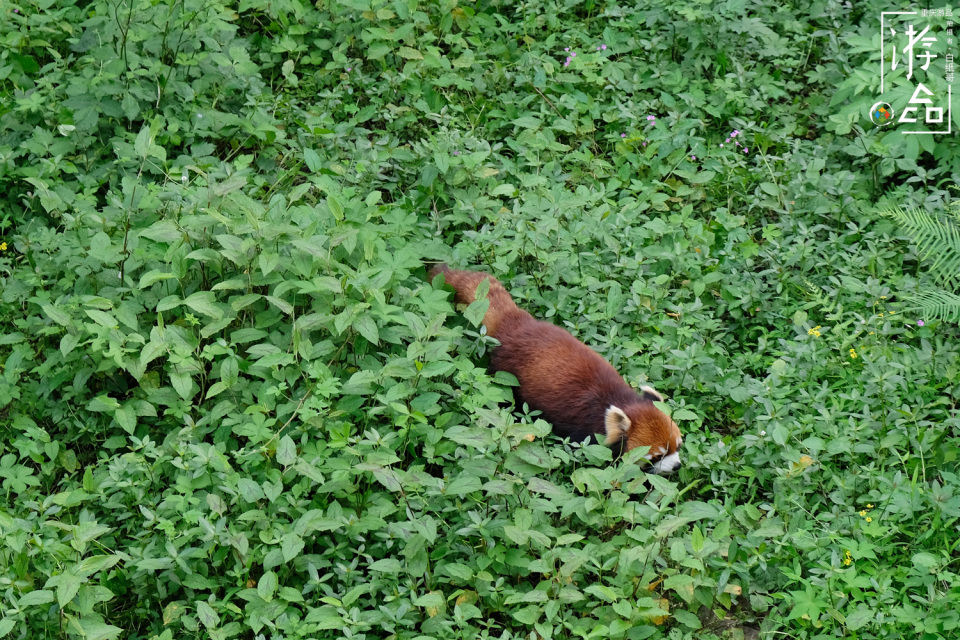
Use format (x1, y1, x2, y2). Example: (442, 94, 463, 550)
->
(430, 264, 683, 473)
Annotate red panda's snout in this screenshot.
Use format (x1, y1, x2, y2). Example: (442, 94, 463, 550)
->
(603, 386, 683, 474)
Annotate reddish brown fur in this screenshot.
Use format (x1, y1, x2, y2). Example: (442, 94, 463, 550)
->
(430, 264, 682, 459)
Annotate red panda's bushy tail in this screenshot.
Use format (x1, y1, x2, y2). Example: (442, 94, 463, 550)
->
(428, 264, 523, 336)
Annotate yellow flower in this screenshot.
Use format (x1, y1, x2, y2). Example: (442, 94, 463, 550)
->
(849, 348, 858, 359)
(807, 325, 822, 337)
(867, 504, 874, 509)
(0, 242, 6, 251)
(843, 550, 852, 566)
(879, 312, 884, 317)
(881, 296, 887, 299)
(859, 510, 866, 516)
(865, 517, 872, 523)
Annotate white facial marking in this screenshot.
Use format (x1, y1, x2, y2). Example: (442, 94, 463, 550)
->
(656, 446, 666, 456)
(643, 452, 653, 461)
(651, 451, 681, 475)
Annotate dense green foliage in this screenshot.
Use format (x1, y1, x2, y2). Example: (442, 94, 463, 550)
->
(880, 204, 960, 323)
(1, 0, 958, 638)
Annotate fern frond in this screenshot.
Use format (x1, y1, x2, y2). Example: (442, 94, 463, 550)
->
(879, 206, 960, 288)
(801, 277, 821, 296)
(908, 288, 960, 323)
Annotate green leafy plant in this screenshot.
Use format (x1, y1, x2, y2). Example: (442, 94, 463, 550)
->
(1, 0, 959, 638)
(879, 204, 960, 323)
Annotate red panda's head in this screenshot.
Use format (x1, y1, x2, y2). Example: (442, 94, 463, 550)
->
(604, 386, 683, 474)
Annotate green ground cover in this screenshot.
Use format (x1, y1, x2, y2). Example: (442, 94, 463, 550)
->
(1, 0, 959, 638)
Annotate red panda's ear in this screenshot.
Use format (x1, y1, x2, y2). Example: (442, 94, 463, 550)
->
(640, 385, 664, 401)
(604, 406, 631, 445)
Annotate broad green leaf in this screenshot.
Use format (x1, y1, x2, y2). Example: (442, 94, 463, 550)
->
(673, 609, 702, 629)
(303, 148, 322, 171)
(138, 270, 175, 289)
(258, 571, 278, 601)
(40, 303, 71, 326)
(464, 298, 489, 327)
(276, 435, 297, 466)
(845, 607, 874, 631)
(84, 309, 118, 329)
(170, 371, 193, 400)
(183, 291, 223, 319)
(663, 574, 695, 603)
(114, 405, 136, 434)
(353, 314, 379, 344)
(397, 46, 423, 59)
(438, 563, 473, 581)
(135, 124, 152, 157)
(18, 590, 55, 607)
(584, 584, 620, 603)
(295, 510, 341, 536)
(369, 558, 402, 573)
(56, 572, 82, 607)
(526, 477, 567, 498)
(512, 605, 541, 624)
(446, 475, 481, 496)
(327, 196, 344, 221)
(76, 620, 123, 640)
(445, 425, 494, 448)
(259, 252, 281, 276)
(87, 395, 121, 412)
(512, 115, 542, 129)
(136, 558, 174, 571)
(76, 555, 121, 578)
(196, 601, 219, 629)
(759, 181, 780, 196)
(367, 43, 392, 59)
(414, 592, 444, 608)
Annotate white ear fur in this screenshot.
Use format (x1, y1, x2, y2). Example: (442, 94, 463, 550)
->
(641, 385, 664, 401)
(604, 405, 631, 445)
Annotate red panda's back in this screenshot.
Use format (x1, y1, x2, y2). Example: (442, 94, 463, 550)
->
(491, 315, 638, 442)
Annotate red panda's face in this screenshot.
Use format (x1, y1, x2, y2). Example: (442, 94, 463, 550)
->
(604, 386, 683, 474)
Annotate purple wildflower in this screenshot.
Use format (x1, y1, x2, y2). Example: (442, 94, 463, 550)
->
(719, 144, 724, 148)
(346, 67, 352, 72)
(918, 319, 925, 326)
(564, 47, 569, 51)
(621, 133, 626, 138)
(647, 115, 655, 121)
(601, 44, 607, 50)
(571, 52, 576, 57)
(691, 155, 696, 160)
(744, 148, 748, 153)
